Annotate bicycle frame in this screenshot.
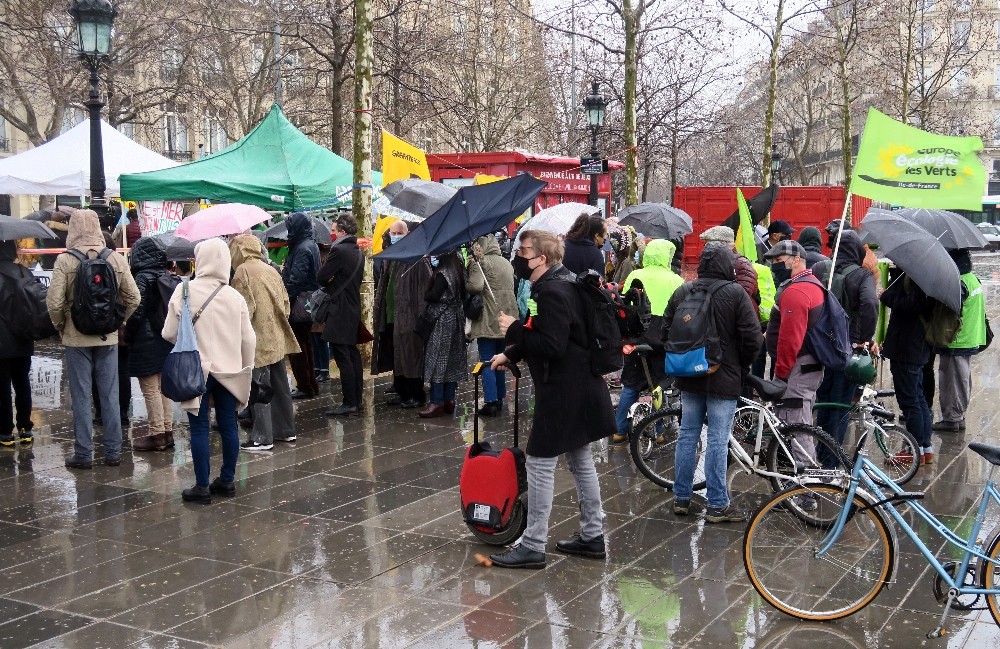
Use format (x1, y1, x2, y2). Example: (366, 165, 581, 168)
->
(818, 453, 1000, 600)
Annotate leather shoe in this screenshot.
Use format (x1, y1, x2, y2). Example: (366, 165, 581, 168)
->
(65, 455, 93, 470)
(182, 484, 212, 504)
(315, 372, 330, 383)
(477, 401, 500, 417)
(289, 389, 314, 399)
(932, 419, 964, 432)
(418, 403, 446, 418)
(104, 455, 122, 467)
(556, 534, 606, 559)
(386, 396, 403, 406)
(444, 401, 456, 415)
(209, 477, 236, 497)
(325, 405, 359, 416)
(401, 399, 426, 409)
(490, 544, 545, 569)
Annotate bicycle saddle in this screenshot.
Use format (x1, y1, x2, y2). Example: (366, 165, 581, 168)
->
(746, 375, 787, 402)
(969, 443, 1000, 466)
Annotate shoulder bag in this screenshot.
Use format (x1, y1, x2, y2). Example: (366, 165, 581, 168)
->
(161, 279, 224, 402)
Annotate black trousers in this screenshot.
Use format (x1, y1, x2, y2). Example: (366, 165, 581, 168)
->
(394, 375, 425, 403)
(331, 343, 363, 407)
(289, 321, 317, 396)
(0, 356, 32, 434)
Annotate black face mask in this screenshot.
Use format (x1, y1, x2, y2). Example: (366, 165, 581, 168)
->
(512, 255, 536, 281)
(770, 261, 791, 285)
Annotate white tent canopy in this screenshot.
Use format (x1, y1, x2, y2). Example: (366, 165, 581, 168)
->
(0, 120, 178, 196)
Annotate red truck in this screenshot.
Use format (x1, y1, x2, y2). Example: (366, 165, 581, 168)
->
(673, 186, 873, 265)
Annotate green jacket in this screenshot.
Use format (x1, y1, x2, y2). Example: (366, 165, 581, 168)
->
(946, 272, 986, 353)
(623, 239, 683, 316)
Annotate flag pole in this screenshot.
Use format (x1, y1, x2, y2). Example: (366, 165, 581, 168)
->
(827, 191, 853, 290)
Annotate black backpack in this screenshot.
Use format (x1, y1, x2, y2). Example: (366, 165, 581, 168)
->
(0, 266, 57, 341)
(664, 280, 730, 377)
(148, 272, 182, 337)
(814, 261, 863, 320)
(66, 248, 126, 337)
(616, 282, 652, 339)
(573, 270, 626, 375)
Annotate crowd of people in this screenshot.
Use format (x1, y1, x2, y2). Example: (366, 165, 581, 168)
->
(0, 204, 992, 565)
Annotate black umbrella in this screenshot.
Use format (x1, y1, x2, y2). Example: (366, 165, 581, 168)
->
(892, 207, 988, 250)
(382, 179, 458, 218)
(265, 216, 331, 242)
(860, 210, 962, 312)
(0, 215, 56, 241)
(150, 231, 199, 261)
(375, 175, 547, 262)
(617, 203, 693, 239)
(720, 184, 780, 232)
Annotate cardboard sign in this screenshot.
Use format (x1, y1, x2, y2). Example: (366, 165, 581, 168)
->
(140, 201, 184, 235)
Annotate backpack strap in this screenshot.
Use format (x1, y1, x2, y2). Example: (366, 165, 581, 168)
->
(65, 248, 87, 263)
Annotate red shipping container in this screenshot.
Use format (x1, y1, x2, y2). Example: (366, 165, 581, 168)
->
(673, 186, 872, 265)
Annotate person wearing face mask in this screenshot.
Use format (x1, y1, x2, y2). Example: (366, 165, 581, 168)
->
(372, 220, 411, 402)
(488, 230, 613, 568)
(418, 250, 468, 417)
(756, 219, 796, 264)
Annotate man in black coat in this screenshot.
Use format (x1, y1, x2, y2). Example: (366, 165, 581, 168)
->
(282, 212, 321, 398)
(0, 241, 37, 446)
(663, 245, 761, 523)
(488, 230, 614, 569)
(318, 216, 364, 416)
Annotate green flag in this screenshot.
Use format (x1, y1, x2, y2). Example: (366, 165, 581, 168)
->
(850, 108, 986, 211)
(735, 188, 756, 259)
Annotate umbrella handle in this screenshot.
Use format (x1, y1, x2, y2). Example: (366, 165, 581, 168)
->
(473, 257, 497, 302)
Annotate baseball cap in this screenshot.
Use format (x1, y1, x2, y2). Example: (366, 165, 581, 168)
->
(767, 220, 796, 236)
(763, 239, 807, 259)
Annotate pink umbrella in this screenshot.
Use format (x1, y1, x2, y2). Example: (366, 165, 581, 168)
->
(175, 203, 271, 241)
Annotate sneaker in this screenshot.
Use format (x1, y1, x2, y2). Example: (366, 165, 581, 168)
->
(922, 449, 935, 465)
(610, 433, 628, 444)
(240, 440, 273, 452)
(0, 432, 14, 448)
(209, 477, 236, 497)
(315, 372, 330, 383)
(556, 534, 606, 559)
(705, 504, 746, 523)
(673, 499, 704, 516)
(17, 428, 33, 444)
(274, 436, 296, 443)
(105, 455, 121, 467)
(489, 544, 546, 569)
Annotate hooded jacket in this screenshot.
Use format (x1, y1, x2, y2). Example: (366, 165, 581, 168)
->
(467, 235, 518, 340)
(880, 272, 933, 366)
(662, 246, 761, 399)
(162, 238, 256, 412)
(122, 237, 174, 377)
(798, 227, 829, 269)
(0, 241, 36, 358)
(814, 231, 878, 346)
(562, 237, 605, 276)
(281, 213, 320, 302)
(230, 235, 300, 367)
(46, 209, 140, 347)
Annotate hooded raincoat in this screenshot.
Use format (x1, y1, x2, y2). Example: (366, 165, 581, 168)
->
(467, 235, 517, 340)
(123, 237, 174, 377)
(162, 238, 256, 413)
(0, 241, 35, 359)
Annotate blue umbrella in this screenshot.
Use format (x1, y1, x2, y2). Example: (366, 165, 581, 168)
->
(375, 175, 547, 262)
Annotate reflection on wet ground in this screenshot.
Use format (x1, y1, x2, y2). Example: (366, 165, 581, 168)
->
(3, 257, 1000, 647)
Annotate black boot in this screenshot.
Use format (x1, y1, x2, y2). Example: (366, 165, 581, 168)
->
(182, 484, 212, 504)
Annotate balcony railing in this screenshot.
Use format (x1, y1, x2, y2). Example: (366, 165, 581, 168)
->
(0, 137, 9, 152)
(164, 149, 193, 161)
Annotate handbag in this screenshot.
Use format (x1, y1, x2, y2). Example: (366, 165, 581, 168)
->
(356, 321, 374, 344)
(249, 367, 274, 405)
(463, 293, 484, 320)
(309, 288, 332, 324)
(290, 292, 312, 323)
(161, 279, 223, 402)
(415, 312, 436, 342)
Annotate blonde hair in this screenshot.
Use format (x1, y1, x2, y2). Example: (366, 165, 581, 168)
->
(520, 230, 564, 265)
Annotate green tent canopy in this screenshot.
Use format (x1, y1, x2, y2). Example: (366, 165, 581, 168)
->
(119, 104, 382, 211)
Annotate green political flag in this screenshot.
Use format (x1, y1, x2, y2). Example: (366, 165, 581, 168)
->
(850, 108, 986, 211)
(735, 188, 756, 259)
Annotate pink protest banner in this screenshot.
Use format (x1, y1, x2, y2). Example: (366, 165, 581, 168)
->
(140, 200, 184, 235)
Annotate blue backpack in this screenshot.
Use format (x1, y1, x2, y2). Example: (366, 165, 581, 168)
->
(797, 276, 852, 371)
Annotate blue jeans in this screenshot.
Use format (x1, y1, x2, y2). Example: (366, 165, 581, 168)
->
(615, 386, 641, 437)
(816, 369, 857, 469)
(66, 345, 122, 460)
(891, 361, 933, 448)
(312, 333, 331, 373)
(675, 392, 737, 509)
(187, 376, 240, 486)
(429, 381, 457, 405)
(476, 338, 507, 403)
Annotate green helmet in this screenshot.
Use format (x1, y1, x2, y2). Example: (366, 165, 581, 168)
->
(845, 352, 876, 385)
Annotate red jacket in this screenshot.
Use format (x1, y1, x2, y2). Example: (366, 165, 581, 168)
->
(765, 270, 824, 379)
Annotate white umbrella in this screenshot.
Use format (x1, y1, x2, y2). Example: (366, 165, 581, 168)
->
(512, 202, 599, 250)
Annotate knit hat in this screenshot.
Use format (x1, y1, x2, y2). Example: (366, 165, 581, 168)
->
(700, 225, 735, 244)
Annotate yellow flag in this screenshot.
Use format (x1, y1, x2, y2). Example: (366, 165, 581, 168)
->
(382, 131, 430, 185)
(735, 189, 756, 260)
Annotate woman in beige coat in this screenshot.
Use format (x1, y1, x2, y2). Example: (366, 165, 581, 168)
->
(162, 238, 255, 504)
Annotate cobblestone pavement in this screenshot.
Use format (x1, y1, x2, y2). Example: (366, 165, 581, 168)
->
(3, 257, 1000, 648)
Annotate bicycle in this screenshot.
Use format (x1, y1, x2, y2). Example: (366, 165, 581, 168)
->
(742, 442, 1000, 638)
(630, 373, 848, 522)
(619, 343, 679, 448)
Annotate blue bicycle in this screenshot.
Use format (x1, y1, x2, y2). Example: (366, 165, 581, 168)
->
(743, 442, 1000, 639)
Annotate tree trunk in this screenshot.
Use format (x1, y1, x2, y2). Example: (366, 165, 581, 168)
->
(623, 0, 639, 206)
(761, 0, 785, 188)
(353, 0, 375, 365)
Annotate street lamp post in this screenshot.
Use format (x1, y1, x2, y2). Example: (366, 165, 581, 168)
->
(770, 144, 783, 186)
(69, 0, 117, 225)
(583, 81, 607, 208)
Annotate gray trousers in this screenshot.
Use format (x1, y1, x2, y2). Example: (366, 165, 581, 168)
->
(774, 353, 824, 464)
(939, 354, 972, 423)
(67, 345, 122, 459)
(251, 358, 295, 444)
(521, 445, 604, 553)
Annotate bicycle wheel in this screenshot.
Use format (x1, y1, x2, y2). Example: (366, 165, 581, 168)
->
(743, 483, 895, 621)
(869, 422, 920, 487)
(732, 405, 764, 452)
(766, 424, 850, 492)
(980, 528, 1000, 627)
(629, 408, 706, 491)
